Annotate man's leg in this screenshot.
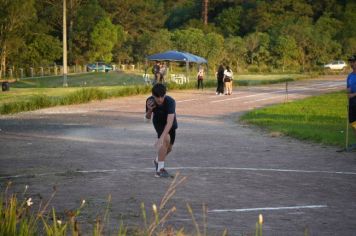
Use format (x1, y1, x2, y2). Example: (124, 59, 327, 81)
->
(349, 104, 356, 148)
(351, 121, 356, 143)
(158, 134, 170, 161)
(155, 135, 172, 177)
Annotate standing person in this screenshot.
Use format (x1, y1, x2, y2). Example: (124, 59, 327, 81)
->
(152, 61, 161, 84)
(346, 55, 356, 150)
(160, 62, 167, 83)
(145, 83, 178, 177)
(197, 66, 204, 90)
(216, 64, 224, 95)
(223, 66, 233, 95)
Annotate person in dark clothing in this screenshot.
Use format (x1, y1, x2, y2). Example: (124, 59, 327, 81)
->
(216, 64, 225, 95)
(152, 61, 161, 84)
(346, 55, 356, 150)
(145, 83, 178, 177)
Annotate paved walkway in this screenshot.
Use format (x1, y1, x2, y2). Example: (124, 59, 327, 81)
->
(1, 75, 355, 235)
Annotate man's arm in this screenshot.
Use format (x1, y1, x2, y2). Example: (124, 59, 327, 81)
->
(347, 87, 356, 99)
(145, 109, 153, 120)
(145, 99, 155, 121)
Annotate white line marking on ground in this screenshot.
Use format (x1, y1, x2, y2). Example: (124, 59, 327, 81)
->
(210, 91, 282, 103)
(320, 87, 342, 91)
(177, 99, 199, 103)
(168, 167, 356, 175)
(76, 169, 118, 173)
(208, 205, 328, 213)
(243, 95, 283, 103)
(3, 166, 356, 180)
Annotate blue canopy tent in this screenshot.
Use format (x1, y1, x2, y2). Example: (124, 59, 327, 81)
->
(146, 50, 208, 83)
(147, 50, 207, 64)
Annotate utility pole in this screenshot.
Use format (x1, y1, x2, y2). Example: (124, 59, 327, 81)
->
(63, 0, 68, 87)
(202, 0, 209, 25)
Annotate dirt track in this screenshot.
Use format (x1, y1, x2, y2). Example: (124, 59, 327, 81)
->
(1, 75, 356, 235)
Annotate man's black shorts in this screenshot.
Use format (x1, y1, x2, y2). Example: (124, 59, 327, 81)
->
(155, 127, 176, 145)
(349, 103, 356, 123)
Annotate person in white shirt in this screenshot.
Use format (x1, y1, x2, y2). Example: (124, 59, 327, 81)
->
(197, 66, 204, 90)
(223, 66, 233, 95)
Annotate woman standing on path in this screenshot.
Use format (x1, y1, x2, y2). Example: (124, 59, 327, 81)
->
(216, 64, 224, 95)
(197, 66, 204, 90)
(223, 66, 233, 95)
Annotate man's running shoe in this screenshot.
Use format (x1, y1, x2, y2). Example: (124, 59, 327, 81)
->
(153, 159, 158, 172)
(155, 168, 170, 178)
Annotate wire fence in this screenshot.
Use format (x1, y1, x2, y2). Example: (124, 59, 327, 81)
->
(0, 63, 145, 80)
(1, 65, 90, 80)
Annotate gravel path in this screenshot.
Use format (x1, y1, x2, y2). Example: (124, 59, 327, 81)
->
(1, 75, 355, 235)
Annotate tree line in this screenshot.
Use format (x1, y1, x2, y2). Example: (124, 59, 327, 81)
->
(0, 0, 355, 76)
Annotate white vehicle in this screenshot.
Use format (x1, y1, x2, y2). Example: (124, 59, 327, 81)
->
(324, 60, 347, 70)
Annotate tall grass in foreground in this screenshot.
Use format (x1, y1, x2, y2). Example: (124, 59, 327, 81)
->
(240, 91, 354, 147)
(0, 175, 269, 236)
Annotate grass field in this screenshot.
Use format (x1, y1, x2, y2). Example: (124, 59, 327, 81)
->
(240, 91, 354, 147)
(0, 71, 307, 112)
(12, 71, 145, 88)
(0, 72, 144, 105)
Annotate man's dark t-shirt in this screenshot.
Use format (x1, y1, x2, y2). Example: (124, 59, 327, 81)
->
(152, 64, 160, 74)
(217, 69, 224, 81)
(146, 95, 178, 132)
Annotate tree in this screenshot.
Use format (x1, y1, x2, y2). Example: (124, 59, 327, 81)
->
(88, 17, 123, 63)
(202, 0, 209, 25)
(313, 13, 343, 63)
(239, 1, 271, 35)
(314, 13, 342, 39)
(18, 34, 62, 66)
(172, 28, 206, 56)
(339, 2, 356, 56)
(215, 6, 242, 37)
(243, 31, 271, 68)
(72, 0, 107, 63)
(35, 0, 89, 64)
(273, 35, 298, 71)
(224, 36, 247, 72)
(204, 31, 224, 69)
(132, 30, 172, 63)
(100, 0, 166, 37)
(0, 0, 36, 77)
(182, 19, 219, 34)
(165, 0, 199, 30)
(172, 28, 224, 69)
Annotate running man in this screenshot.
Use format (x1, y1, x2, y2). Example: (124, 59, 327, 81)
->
(347, 55, 356, 149)
(145, 83, 178, 177)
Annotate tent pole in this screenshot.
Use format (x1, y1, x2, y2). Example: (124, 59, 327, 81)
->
(144, 58, 148, 76)
(186, 61, 189, 82)
(206, 63, 209, 81)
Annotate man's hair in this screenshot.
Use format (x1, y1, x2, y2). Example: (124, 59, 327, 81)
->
(152, 83, 166, 97)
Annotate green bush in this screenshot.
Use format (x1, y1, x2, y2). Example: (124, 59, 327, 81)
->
(247, 65, 260, 73)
